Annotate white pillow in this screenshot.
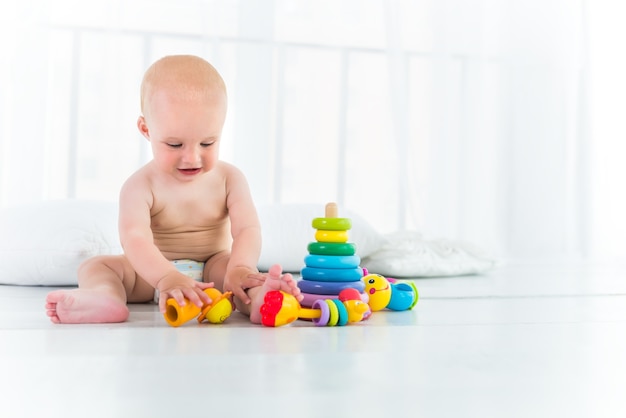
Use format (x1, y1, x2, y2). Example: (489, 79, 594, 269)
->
(361, 230, 499, 277)
(0, 200, 122, 286)
(0, 200, 385, 285)
(257, 203, 387, 273)
(0, 200, 494, 285)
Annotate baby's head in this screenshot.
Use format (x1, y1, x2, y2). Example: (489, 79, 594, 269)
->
(140, 55, 227, 123)
(138, 55, 228, 179)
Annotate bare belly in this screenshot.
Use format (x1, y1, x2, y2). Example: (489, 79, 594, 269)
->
(153, 226, 231, 262)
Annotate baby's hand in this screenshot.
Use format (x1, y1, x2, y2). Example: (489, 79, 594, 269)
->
(224, 266, 266, 305)
(155, 271, 214, 314)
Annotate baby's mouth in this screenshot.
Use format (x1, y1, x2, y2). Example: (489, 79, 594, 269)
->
(179, 168, 201, 175)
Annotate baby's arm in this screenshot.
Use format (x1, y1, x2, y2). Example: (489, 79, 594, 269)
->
(118, 174, 213, 312)
(223, 164, 264, 304)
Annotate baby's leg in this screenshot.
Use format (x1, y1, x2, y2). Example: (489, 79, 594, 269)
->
(247, 264, 302, 324)
(45, 255, 150, 324)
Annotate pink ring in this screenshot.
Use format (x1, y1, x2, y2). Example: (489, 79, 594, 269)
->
(312, 299, 330, 326)
(299, 291, 369, 307)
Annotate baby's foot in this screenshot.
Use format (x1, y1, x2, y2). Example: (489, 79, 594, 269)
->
(249, 264, 302, 324)
(45, 289, 129, 324)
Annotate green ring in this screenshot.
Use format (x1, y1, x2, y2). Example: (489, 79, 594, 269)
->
(326, 300, 339, 326)
(408, 282, 419, 309)
(312, 217, 352, 231)
(307, 242, 356, 256)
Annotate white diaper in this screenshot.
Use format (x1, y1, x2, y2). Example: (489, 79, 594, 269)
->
(153, 259, 205, 303)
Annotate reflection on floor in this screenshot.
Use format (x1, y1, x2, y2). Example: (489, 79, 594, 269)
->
(2, 260, 626, 418)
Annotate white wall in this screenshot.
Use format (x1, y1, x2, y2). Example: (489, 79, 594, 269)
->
(0, 0, 622, 262)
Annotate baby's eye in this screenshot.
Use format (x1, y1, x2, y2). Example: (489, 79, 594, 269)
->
(167, 143, 182, 148)
(200, 142, 215, 148)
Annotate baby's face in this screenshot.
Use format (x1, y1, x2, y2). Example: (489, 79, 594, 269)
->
(143, 89, 227, 182)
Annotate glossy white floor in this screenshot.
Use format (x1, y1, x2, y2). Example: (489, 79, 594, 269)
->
(2, 260, 626, 418)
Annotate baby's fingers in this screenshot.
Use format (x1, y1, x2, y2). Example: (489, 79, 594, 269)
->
(231, 285, 250, 306)
(197, 281, 215, 290)
(243, 274, 266, 289)
(247, 272, 267, 281)
(159, 289, 186, 313)
(194, 284, 215, 305)
(182, 287, 211, 309)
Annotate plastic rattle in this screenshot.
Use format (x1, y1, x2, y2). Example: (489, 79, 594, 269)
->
(164, 288, 233, 327)
(362, 273, 418, 311)
(260, 288, 370, 327)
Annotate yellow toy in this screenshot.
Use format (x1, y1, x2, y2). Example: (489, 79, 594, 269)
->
(363, 273, 418, 312)
(164, 288, 233, 327)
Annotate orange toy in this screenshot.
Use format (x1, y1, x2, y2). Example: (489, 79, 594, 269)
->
(164, 288, 233, 327)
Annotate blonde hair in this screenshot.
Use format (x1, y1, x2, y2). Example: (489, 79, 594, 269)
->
(140, 55, 226, 116)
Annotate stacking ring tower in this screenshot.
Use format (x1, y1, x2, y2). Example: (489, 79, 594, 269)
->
(298, 202, 365, 307)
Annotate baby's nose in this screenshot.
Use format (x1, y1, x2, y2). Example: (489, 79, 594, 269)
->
(182, 148, 201, 164)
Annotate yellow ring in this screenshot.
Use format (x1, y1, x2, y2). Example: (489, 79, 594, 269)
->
(315, 230, 348, 243)
(326, 300, 339, 326)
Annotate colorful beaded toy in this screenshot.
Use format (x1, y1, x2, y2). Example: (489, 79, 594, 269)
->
(260, 287, 369, 327)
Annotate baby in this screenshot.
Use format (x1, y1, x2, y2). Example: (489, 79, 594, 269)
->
(45, 55, 301, 324)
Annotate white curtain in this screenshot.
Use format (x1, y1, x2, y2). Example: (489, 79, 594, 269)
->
(0, 0, 622, 262)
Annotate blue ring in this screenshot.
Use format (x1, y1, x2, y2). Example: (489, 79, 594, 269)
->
(300, 267, 363, 282)
(297, 279, 365, 295)
(304, 255, 360, 269)
(332, 299, 348, 326)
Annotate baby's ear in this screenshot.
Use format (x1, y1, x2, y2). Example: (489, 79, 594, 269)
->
(137, 116, 150, 139)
